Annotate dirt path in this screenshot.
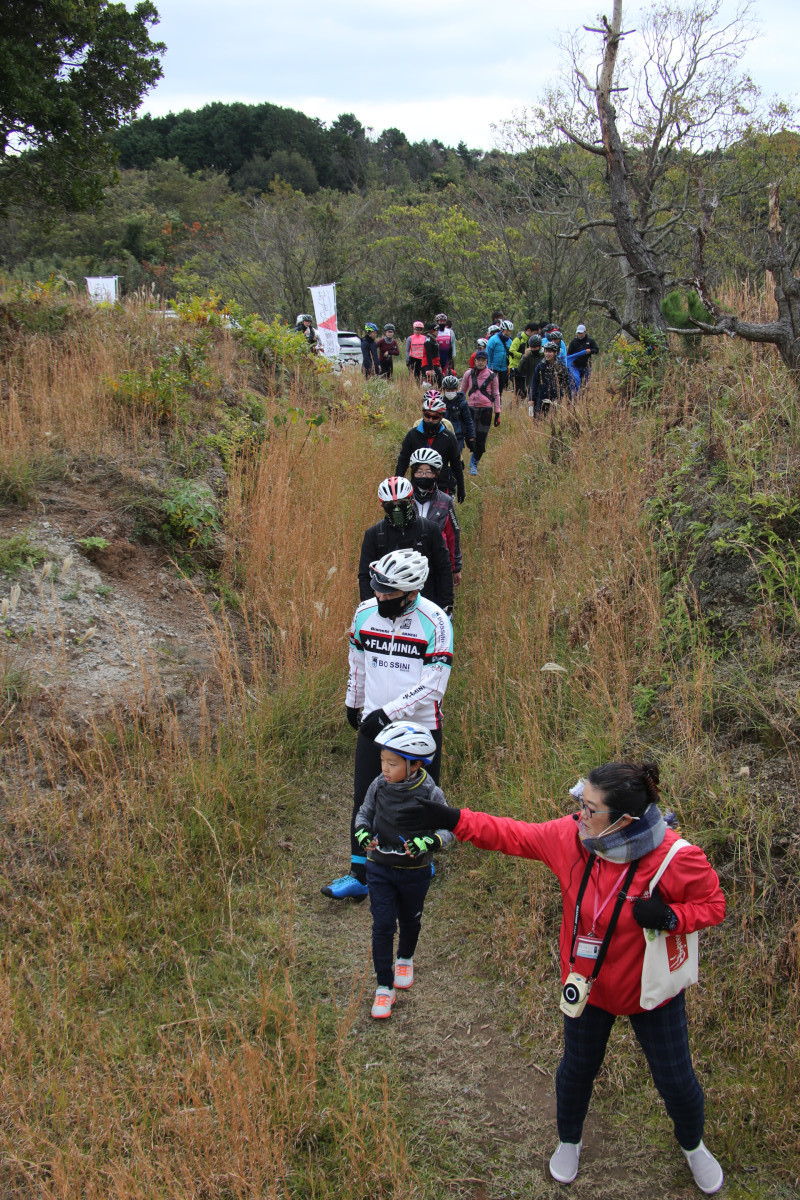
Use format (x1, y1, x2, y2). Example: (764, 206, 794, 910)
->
(286, 768, 704, 1200)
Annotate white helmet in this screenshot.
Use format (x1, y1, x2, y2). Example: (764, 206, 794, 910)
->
(409, 447, 443, 472)
(487, 324, 501, 336)
(500, 319, 514, 331)
(369, 548, 429, 592)
(296, 313, 313, 324)
(375, 720, 436, 763)
(377, 476, 414, 503)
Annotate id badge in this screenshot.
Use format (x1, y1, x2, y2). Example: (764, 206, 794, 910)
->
(575, 936, 602, 961)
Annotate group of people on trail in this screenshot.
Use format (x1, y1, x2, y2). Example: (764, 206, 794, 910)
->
(311, 329, 727, 1194)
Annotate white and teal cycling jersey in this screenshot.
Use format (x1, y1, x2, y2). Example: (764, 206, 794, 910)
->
(346, 595, 453, 729)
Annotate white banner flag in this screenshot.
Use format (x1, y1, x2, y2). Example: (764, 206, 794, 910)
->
(308, 282, 339, 358)
(86, 276, 117, 304)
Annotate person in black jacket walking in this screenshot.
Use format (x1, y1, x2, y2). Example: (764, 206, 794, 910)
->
(530, 344, 572, 415)
(566, 324, 600, 387)
(357, 477, 454, 612)
(361, 323, 381, 377)
(395, 392, 465, 501)
(441, 374, 476, 455)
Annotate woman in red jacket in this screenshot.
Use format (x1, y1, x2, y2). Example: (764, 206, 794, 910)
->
(417, 761, 725, 1195)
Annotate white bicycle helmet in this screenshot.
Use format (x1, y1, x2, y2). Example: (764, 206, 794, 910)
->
(487, 324, 501, 336)
(422, 393, 447, 416)
(500, 319, 514, 331)
(375, 720, 436, 763)
(409, 447, 443, 472)
(296, 313, 313, 324)
(369, 549, 429, 593)
(441, 374, 459, 390)
(377, 476, 414, 503)
(477, 337, 487, 349)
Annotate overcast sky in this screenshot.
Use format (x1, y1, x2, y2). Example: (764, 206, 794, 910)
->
(139, 1, 799, 149)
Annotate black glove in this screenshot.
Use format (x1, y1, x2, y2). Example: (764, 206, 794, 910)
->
(633, 886, 678, 931)
(406, 833, 442, 856)
(346, 706, 361, 730)
(457, 484, 465, 503)
(359, 708, 390, 740)
(466, 439, 476, 452)
(354, 826, 372, 849)
(493, 413, 500, 427)
(414, 797, 461, 832)
(443, 605, 453, 618)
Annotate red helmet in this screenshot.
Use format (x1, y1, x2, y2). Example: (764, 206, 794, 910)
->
(412, 320, 424, 330)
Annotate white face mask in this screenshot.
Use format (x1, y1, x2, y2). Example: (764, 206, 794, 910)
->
(444, 391, 457, 400)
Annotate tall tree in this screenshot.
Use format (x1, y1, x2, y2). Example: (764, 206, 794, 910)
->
(0, 1, 164, 214)
(516, 0, 775, 335)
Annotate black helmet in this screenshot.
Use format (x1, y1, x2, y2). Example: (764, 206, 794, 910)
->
(528, 334, 542, 348)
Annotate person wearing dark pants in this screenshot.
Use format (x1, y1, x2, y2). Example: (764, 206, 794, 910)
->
(556, 990, 704, 1149)
(353, 720, 455, 1017)
(459, 349, 500, 476)
(410, 760, 726, 1195)
(321, 548, 453, 901)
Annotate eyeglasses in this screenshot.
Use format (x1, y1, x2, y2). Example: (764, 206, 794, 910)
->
(577, 798, 613, 817)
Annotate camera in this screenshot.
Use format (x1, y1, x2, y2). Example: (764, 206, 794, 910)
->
(560, 972, 592, 1019)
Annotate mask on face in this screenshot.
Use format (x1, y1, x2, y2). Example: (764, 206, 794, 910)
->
(377, 594, 408, 619)
(412, 475, 436, 501)
(444, 390, 457, 400)
(422, 418, 440, 431)
(384, 501, 413, 528)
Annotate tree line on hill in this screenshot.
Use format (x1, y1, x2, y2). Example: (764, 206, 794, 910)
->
(113, 102, 484, 196)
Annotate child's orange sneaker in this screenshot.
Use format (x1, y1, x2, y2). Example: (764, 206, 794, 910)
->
(393, 958, 414, 989)
(370, 987, 395, 1019)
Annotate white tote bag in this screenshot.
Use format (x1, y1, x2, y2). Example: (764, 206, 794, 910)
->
(639, 839, 700, 1010)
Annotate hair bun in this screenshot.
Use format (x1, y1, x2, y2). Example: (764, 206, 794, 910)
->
(641, 762, 661, 791)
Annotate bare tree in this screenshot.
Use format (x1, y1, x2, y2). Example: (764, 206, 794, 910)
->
(506, 0, 776, 335)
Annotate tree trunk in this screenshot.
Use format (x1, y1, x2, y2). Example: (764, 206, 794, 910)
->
(596, 2, 668, 335)
(691, 184, 800, 386)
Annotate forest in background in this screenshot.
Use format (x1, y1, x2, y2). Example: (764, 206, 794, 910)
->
(2, 89, 800, 345)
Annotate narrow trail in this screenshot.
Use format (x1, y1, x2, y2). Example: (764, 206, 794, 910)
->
(285, 764, 703, 1200)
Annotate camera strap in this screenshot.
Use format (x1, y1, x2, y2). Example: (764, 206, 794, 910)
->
(568, 855, 639, 983)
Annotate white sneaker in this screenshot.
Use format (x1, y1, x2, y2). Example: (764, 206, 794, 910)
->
(370, 986, 395, 1019)
(549, 1140, 582, 1183)
(394, 957, 414, 989)
(682, 1141, 724, 1194)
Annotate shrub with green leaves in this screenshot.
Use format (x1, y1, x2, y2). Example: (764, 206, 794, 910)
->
(611, 326, 668, 399)
(160, 481, 219, 549)
(0, 532, 46, 577)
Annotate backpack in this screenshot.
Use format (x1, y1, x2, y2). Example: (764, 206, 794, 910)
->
(467, 368, 496, 402)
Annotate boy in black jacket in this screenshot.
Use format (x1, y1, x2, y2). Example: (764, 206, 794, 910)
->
(354, 720, 455, 1018)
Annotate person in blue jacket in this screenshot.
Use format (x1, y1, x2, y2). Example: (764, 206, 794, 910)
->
(485, 320, 514, 396)
(441, 374, 476, 455)
(361, 323, 381, 377)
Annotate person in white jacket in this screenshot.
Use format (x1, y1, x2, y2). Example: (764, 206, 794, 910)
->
(322, 548, 453, 900)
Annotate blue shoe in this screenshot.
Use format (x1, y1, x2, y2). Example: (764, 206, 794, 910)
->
(321, 873, 369, 900)
(469, 454, 478, 476)
(430, 862, 436, 878)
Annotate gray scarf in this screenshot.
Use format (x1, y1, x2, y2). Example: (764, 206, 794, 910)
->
(580, 802, 666, 863)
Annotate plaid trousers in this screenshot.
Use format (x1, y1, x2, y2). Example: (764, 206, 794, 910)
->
(556, 990, 705, 1150)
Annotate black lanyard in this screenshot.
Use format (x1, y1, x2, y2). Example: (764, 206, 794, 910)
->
(568, 854, 639, 982)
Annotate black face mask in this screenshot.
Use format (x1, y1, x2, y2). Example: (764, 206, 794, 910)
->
(377, 595, 408, 619)
(422, 418, 440, 431)
(383, 501, 413, 528)
(412, 475, 436, 501)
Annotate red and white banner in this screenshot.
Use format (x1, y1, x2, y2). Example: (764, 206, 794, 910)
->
(308, 283, 339, 359)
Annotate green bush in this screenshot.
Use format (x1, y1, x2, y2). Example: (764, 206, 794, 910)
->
(160, 480, 219, 549)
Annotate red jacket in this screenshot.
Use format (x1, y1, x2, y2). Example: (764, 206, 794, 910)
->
(454, 810, 725, 1014)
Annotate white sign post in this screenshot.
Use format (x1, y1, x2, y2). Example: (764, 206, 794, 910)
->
(85, 276, 118, 304)
(308, 282, 339, 358)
